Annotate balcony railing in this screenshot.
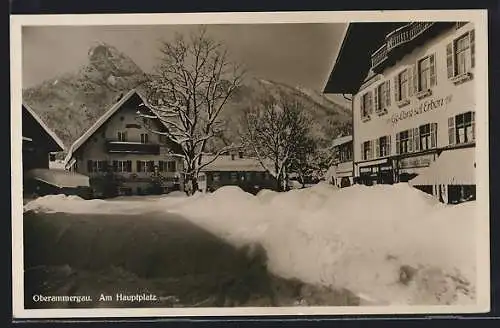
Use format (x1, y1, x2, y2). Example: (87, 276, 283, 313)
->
(371, 22, 435, 69)
(105, 140, 160, 155)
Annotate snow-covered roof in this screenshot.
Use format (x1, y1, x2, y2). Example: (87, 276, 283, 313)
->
(200, 155, 268, 172)
(23, 103, 65, 152)
(332, 135, 353, 147)
(25, 168, 90, 188)
(63, 89, 152, 166)
(409, 147, 475, 186)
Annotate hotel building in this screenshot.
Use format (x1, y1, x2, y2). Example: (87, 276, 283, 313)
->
(324, 22, 477, 203)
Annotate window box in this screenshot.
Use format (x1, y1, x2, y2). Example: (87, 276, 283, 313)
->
(396, 99, 410, 108)
(416, 89, 432, 100)
(451, 72, 473, 85)
(361, 115, 372, 123)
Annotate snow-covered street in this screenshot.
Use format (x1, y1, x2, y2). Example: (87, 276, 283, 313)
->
(24, 183, 477, 307)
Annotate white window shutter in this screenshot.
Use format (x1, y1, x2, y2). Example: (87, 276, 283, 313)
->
(446, 42, 454, 78)
(374, 86, 379, 113)
(448, 116, 456, 145)
(430, 123, 437, 148)
(394, 74, 400, 102)
(430, 53, 437, 87)
(385, 80, 391, 107)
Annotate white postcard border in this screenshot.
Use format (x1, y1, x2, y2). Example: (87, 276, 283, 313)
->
(10, 9, 490, 318)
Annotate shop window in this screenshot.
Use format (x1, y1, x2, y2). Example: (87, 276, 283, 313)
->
(449, 111, 475, 145)
(230, 172, 238, 182)
(447, 30, 475, 81)
(360, 91, 373, 121)
(117, 131, 127, 142)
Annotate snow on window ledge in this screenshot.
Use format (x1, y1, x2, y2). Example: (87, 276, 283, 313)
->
(416, 89, 432, 100)
(361, 115, 372, 123)
(397, 99, 410, 108)
(451, 72, 474, 85)
(376, 108, 388, 116)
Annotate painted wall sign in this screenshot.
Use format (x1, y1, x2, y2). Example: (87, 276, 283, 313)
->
(399, 154, 434, 169)
(388, 95, 453, 125)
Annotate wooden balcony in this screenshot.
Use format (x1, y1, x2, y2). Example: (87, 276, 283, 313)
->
(105, 140, 160, 155)
(371, 22, 450, 71)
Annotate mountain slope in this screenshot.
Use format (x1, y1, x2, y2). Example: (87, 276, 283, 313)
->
(23, 44, 351, 155)
(22, 42, 149, 149)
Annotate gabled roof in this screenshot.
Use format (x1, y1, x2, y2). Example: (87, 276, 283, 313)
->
(23, 103, 65, 152)
(200, 155, 271, 172)
(63, 89, 157, 165)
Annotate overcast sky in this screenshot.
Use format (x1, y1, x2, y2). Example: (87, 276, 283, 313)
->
(22, 23, 349, 105)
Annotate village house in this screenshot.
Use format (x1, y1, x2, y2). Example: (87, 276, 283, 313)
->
(64, 90, 185, 196)
(22, 103, 65, 172)
(23, 104, 91, 198)
(197, 151, 277, 194)
(329, 135, 354, 188)
(324, 22, 476, 204)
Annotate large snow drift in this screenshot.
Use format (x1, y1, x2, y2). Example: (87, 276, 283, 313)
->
(24, 183, 476, 306)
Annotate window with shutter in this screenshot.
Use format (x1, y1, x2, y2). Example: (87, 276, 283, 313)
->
(370, 140, 375, 159)
(361, 143, 365, 160)
(448, 117, 456, 145)
(375, 138, 380, 158)
(374, 85, 380, 113)
(137, 160, 143, 172)
(127, 161, 132, 172)
(87, 160, 93, 173)
(430, 123, 437, 148)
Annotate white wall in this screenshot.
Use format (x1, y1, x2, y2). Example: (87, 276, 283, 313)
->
(353, 23, 476, 167)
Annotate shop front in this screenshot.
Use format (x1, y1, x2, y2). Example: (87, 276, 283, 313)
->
(357, 159, 394, 186)
(396, 152, 437, 183)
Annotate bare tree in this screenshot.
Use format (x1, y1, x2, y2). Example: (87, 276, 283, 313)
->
(138, 26, 245, 195)
(240, 94, 312, 191)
